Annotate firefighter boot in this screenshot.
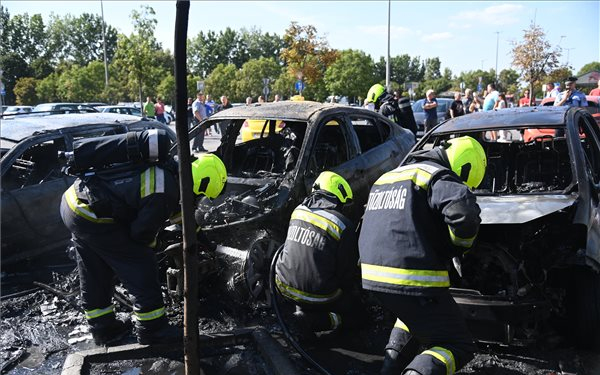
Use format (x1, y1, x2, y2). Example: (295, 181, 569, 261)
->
(381, 348, 416, 375)
(287, 310, 317, 343)
(136, 316, 182, 345)
(89, 315, 132, 346)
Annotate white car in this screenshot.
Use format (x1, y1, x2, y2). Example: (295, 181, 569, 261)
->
(2, 106, 34, 115)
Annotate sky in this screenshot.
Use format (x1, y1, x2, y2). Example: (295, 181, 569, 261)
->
(3, 1, 600, 78)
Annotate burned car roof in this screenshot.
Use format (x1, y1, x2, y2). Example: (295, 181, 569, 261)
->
(209, 101, 340, 122)
(432, 106, 569, 134)
(0, 113, 159, 143)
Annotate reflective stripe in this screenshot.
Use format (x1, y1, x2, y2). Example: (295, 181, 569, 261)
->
(148, 129, 158, 160)
(64, 186, 115, 223)
(155, 167, 164, 193)
(394, 318, 410, 333)
(134, 307, 165, 321)
(276, 276, 342, 304)
(422, 346, 456, 375)
(292, 206, 343, 240)
(374, 164, 438, 190)
(361, 263, 450, 288)
(329, 312, 341, 330)
(448, 226, 476, 248)
(309, 209, 346, 232)
(85, 305, 115, 320)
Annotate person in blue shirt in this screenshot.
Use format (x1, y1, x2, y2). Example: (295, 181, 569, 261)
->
(554, 77, 588, 107)
(422, 89, 438, 133)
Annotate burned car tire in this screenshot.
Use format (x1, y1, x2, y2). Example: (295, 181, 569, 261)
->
(567, 267, 600, 349)
(244, 237, 282, 303)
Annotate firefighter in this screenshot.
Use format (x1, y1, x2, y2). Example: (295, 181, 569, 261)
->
(366, 83, 418, 135)
(358, 136, 487, 375)
(60, 154, 227, 346)
(275, 171, 362, 339)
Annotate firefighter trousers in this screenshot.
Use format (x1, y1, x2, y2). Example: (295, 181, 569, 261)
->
(63, 211, 165, 319)
(373, 291, 476, 375)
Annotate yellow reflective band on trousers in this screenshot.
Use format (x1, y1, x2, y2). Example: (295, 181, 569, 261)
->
(65, 186, 115, 224)
(422, 346, 456, 375)
(448, 226, 476, 248)
(134, 307, 166, 321)
(394, 318, 410, 333)
(276, 276, 342, 304)
(140, 167, 165, 198)
(374, 166, 436, 191)
(329, 312, 342, 330)
(291, 206, 343, 241)
(361, 263, 450, 288)
(85, 305, 115, 320)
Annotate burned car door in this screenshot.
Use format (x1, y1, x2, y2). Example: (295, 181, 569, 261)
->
(1, 135, 73, 263)
(573, 112, 600, 268)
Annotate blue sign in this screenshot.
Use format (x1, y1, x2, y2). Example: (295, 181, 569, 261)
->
(295, 80, 305, 92)
(477, 83, 482, 92)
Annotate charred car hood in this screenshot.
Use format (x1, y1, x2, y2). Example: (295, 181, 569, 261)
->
(477, 194, 577, 224)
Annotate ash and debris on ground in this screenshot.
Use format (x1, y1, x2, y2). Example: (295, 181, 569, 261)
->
(2, 265, 599, 375)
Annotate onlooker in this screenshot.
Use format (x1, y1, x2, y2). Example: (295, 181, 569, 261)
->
(589, 80, 600, 96)
(422, 89, 438, 133)
(482, 83, 499, 111)
(143, 96, 155, 118)
(204, 94, 215, 136)
(216, 95, 233, 136)
(186, 97, 194, 130)
(554, 77, 588, 107)
(494, 93, 507, 110)
(518, 90, 531, 107)
(463, 89, 473, 114)
(469, 92, 482, 113)
(449, 92, 465, 118)
(154, 97, 166, 123)
(192, 91, 208, 152)
(545, 82, 560, 98)
(258, 96, 265, 103)
(274, 94, 281, 102)
(245, 97, 253, 106)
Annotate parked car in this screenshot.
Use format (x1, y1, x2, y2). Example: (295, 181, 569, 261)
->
(81, 102, 108, 108)
(406, 106, 600, 347)
(241, 119, 285, 142)
(169, 101, 415, 300)
(96, 105, 142, 117)
(1, 113, 176, 265)
(2, 105, 34, 115)
(540, 95, 600, 125)
(411, 97, 454, 136)
(32, 103, 98, 114)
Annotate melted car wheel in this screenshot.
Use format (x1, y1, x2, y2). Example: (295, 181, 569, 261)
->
(244, 237, 282, 303)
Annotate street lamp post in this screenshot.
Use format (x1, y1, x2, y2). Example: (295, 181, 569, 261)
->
(100, 0, 109, 88)
(565, 47, 575, 66)
(494, 31, 500, 84)
(385, 0, 391, 91)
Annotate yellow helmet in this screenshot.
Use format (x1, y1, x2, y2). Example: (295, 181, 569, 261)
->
(444, 136, 487, 189)
(191, 154, 227, 198)
(366, 84, 385, 104)
(312, 171, 353, 204)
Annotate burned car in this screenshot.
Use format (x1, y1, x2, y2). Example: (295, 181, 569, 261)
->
(1, 113, 176, 265)
(406, 106, 600, 347)
(180, 101, 415, 300)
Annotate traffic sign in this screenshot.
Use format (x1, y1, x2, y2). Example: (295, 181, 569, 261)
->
(263, 87, 270, 97)
(295, 80, 305, 92)
(196, 80, 205, 91)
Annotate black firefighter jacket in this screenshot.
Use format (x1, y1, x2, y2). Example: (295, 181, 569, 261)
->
(61, 164, 180, 247)
(358, 147, 481, 297)
(275, 192, 358, 305)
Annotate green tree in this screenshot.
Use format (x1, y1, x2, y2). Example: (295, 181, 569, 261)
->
(56, 61, 106, 102)
(324, 49, 375, 100)
(272, 70, 296, 100)
(13, 77, 38, 105)
(577, 62, 600, 76)
(66, 13, 118, 66)
(424, 57, 442, 81)
(205, 64, 237, 100)
(498, 68, 520, 94)
(280, 22, 338, 85)
(455, 69, 496, 94)
(36, 72, 60, 102)
(234, 57, 282, 101)
(188, 30, 220, 77)
(156, 73, 175, 105)
(0, 52, 32, 104)
(1, 11, 47, 64)
(511, 22, 561, 101)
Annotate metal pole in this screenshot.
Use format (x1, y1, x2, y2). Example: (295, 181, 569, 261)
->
(175, 1, 202, 374)
(495, 31, 500, 84)
(385, 0, 391, 91)
(100, 0, 109, 88)
(565, 47, 574, 66)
